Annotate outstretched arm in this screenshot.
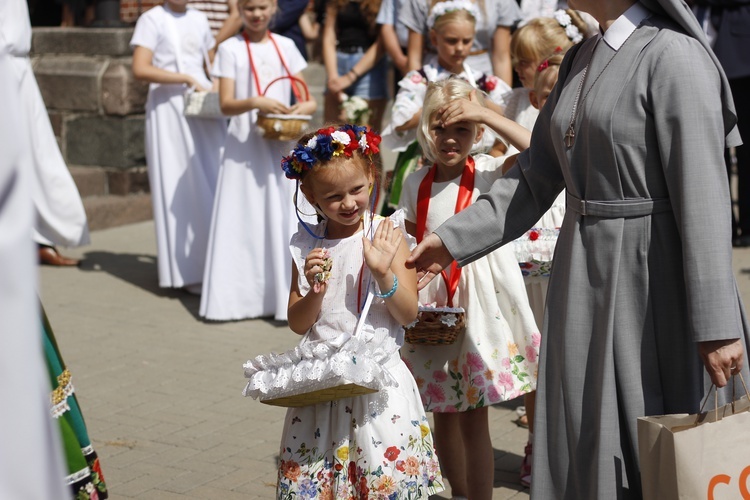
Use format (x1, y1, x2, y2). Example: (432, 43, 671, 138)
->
(405, 232, 454, 290)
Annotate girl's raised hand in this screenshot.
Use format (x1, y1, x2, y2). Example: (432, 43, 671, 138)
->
(363, 219, 403, 280)
(437, 90, 488, 127)
(303, 248, 332, 294)
(253, 96, 292, 115)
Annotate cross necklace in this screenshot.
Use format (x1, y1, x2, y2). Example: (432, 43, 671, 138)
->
(564, 31, 636, 149)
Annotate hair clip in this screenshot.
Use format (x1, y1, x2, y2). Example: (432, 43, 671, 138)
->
(537, 60, 550, 72)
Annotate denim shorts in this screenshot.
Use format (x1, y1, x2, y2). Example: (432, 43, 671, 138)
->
(336, 48, 389, 100)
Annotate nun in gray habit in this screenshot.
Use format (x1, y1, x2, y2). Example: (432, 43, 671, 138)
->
(408, 0, 748, 497)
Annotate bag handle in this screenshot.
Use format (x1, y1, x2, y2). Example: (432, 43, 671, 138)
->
(262, 75, 310, 102)
(697, 372, 750, 423)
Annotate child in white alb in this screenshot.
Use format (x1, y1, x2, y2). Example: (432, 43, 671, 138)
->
(199, 0, 316, 321)
(131, 0, 227, 292)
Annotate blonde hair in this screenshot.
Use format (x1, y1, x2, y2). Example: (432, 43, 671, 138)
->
(237, 0, 276, 8)
(511, 10, 586, 66)
(417, 78, 485, 163)
(430, 6, 477, 33)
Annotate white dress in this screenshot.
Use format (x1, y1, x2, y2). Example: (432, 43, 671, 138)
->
(6, 3, 89, 248)
(399, 155, 540, 412)
(503, 87, 565, 326)
(130, 5, 226, 289)
(245, 213, 445, 497)
(200, 34, 307, 321)
(0, 2, 69, 496)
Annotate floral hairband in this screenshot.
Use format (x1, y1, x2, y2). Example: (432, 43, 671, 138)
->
(427, 0, 479, 29)
(281, 124, 381, 180)
(553, 10, 583, 44)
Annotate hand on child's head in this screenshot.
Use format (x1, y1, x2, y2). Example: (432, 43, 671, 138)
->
(437, 91, 485, 127)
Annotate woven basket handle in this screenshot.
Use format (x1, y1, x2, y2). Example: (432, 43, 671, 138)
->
(262, 75, 310, 102)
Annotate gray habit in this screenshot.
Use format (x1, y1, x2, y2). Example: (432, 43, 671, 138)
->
(432, 11, 750, 500)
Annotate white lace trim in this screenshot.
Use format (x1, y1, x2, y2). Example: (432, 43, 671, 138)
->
(513, 227, 560, 262)
(50, 378, 75, 419)
(65, 467, 91, 486)
(243, 336, 401, 400)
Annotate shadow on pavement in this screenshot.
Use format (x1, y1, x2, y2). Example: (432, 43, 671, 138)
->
(77, 250, 202, 319)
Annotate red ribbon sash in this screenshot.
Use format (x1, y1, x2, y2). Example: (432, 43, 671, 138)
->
(415, 156, 475, 307)
(243, 31, 301, 100)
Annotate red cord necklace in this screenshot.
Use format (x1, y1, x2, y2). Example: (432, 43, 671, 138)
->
(242, 30, 301, 100)
(415, 157, 475, 307)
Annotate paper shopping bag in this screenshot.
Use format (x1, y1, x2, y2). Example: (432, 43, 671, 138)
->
(638, 393, 750, 500)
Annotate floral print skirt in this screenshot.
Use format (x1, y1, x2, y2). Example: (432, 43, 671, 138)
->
(402, 245, 540, 412)
(276, 359, 444, 499)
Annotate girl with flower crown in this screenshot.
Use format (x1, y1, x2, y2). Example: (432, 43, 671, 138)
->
(400, 0, 521, 84)
(199, 0, 317, 322)
(380, 1, 511, 213)
(398, 78, 540, 500)
(245, 124, 444, 497)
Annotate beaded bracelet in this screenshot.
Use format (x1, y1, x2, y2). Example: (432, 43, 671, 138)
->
(375, 275, 398, 298)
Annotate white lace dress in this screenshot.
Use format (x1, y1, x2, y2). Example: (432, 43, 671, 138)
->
(244, 213, 444, 498)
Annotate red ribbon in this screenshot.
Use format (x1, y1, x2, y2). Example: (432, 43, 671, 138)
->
(415, 156, 475, 307)
(243, 31, 301, 100)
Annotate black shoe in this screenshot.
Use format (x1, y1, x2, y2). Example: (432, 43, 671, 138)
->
(733, 235, 750, 247)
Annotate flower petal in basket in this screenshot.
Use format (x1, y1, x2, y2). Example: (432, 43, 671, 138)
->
(256, 114, 312, 141)
(404, 306, 466, 345)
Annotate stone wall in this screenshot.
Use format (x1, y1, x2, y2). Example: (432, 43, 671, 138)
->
(32, 27, 152, 230)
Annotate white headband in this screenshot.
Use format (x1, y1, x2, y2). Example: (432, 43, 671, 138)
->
(553, 10, 583, 44)
(427, 0, 480, 29)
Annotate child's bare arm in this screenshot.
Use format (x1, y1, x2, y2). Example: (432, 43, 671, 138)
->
(364, 221, 418, 325)
(218, 77, 291, 115)
(287, 248, 330, 334)
(437, 92, 531, 151)
(132, 46, 208, 90)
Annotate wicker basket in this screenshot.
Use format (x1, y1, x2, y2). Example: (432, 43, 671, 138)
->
(260, 381, 378, 408)
(404, 306, 466, 345)
(257, 76, 312, 141)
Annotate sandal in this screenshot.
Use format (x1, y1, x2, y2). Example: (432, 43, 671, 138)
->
(520, 441, 532, 488)
(514, 405, 529, 429)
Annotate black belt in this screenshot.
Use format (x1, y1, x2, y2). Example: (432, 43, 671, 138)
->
(337, 45, 367, 54)
(566, 193, 672, 218)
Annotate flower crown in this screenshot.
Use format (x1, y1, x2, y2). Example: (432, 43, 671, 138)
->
(281, 124, 381, 180)
(553, 10, 583, 44)
(427, 0, 479, 29)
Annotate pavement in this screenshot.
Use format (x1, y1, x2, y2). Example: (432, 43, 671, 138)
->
(40, 219, 750, 499)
